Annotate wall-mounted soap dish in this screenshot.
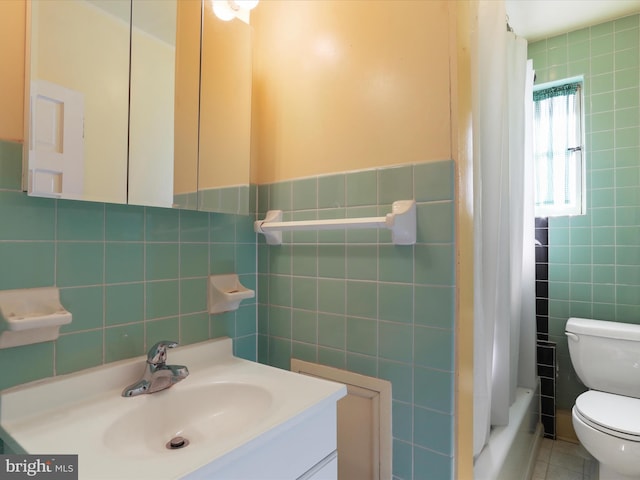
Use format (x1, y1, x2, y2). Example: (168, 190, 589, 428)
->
(208, 274, 255, 314)
(0, 287, 72, 349)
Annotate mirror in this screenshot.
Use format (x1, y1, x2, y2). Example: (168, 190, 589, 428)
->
(128, 0, 178, 208)
(172, 0, 201, 211)
(195, 1, 252, 215)
(27, 0, 252, 214)
(28, 0, 130, 203)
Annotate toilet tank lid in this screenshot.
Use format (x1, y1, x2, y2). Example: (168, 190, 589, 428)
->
(566, 317, 640, 341)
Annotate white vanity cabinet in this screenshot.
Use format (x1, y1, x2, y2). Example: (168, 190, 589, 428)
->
(186, 401, 339, 479)
(0, 338, 346, 480)
(303, 455, 338, 479)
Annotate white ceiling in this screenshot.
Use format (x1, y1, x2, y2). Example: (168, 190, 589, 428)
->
(505, 0, 640, 42)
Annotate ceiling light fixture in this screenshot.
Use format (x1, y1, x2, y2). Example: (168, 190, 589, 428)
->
(212, 0, 259, 22)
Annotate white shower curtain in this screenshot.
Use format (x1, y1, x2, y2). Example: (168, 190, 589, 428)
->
(472, 0, 537, 457)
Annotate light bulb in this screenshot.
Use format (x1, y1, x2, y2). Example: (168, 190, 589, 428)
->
(231, 0, 258, 11)
(212, 0, 236, 21)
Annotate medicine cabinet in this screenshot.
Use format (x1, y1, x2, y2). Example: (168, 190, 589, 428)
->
(25, 0, 252, 215)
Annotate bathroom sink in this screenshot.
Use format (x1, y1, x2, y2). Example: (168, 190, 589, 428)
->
(104, 382, 273, 457)
(0, 337, 346, 479)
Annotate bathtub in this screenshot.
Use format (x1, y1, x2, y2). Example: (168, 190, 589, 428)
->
(473, 385, 542, 480)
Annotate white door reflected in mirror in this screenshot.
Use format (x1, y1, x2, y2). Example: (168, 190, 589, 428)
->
(29, 80, 84, 199)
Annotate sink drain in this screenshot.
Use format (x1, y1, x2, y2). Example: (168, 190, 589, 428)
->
(166, 436, 190, 450)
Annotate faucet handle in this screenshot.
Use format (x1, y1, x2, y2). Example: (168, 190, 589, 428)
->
(147, 340, 178, 366)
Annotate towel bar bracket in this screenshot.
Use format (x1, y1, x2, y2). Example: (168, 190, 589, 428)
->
(255, 210, 283, 245)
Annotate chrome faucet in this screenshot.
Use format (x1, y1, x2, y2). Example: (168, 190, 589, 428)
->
(122, 341, 189, 397)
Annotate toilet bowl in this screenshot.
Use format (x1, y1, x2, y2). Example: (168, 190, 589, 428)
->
(566, 318, 640, 480)
(571, 391, 640, 479)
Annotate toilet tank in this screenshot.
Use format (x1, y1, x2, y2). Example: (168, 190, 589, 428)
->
(565, 317, 640, 398)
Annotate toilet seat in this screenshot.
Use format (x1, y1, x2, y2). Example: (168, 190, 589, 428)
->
(575, 391, 640, 442)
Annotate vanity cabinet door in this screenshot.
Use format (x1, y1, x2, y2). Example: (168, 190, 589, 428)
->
(313, 457, 338, 479)
(184, 402, 339, 479)
(299, 453, 338, 480)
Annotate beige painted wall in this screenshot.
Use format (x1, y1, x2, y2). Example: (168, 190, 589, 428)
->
(250, 0, 452, 184)
(251, 3, 474, 477)
(0, 0, 26, 143)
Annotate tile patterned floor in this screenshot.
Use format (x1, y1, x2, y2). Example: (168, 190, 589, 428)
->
(533, 439, 597, 480)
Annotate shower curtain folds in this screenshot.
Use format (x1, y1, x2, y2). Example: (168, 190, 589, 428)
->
(472, 0, 536, 458)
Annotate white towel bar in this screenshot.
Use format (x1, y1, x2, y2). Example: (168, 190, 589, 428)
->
(254, 200, 416, 245)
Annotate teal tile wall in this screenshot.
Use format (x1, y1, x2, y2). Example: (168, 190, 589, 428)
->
(198, 185, 252, 215)
(0, 140, 257, 392)
(529, 14, 640, 410)
(174, 184, 255, 215)
(257, 160, 456, 480)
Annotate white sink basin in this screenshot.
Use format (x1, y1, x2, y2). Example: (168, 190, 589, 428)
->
(103, 383, 273, 458)
(0, 338, 346, 479)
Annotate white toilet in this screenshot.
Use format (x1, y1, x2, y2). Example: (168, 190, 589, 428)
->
(566, 317, 640, 480)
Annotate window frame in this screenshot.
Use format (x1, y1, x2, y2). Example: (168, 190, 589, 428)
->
(532, 76, 586, 218)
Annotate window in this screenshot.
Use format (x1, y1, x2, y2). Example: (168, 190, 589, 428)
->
(533, 79, 585, 217)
